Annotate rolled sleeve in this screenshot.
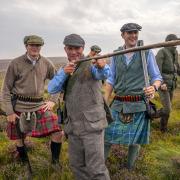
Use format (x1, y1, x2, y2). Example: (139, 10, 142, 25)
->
(147, 50, 162, 84)
(48, 68, 69, 94)
(106, 57, 116, 86)
(91, 64, 111, 80)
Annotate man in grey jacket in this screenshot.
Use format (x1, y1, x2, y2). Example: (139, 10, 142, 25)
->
(48, 34, 111, 180)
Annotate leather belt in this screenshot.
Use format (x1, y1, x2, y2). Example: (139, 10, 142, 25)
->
(11, 94, 43, 103)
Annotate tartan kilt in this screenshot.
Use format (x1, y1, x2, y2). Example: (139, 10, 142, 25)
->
(7, 109, 61, 140)
(105, 109, 150, 145)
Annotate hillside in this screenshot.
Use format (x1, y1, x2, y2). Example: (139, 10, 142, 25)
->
(0, 57, 67, 72)
(0, 68, 180, 180)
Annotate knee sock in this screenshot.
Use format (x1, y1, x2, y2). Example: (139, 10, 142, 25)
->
(16, 146, 29, 163)
(127, 144, 140, 169)
(51, 141, 61, 164)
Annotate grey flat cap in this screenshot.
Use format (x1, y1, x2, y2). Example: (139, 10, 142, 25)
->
(120, 23, 142, 32)
(63, 34, 85, 47)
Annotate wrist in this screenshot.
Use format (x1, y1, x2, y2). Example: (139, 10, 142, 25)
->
(153, 84, 158, 92)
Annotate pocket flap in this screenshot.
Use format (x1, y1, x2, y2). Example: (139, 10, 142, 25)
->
(83, 105, 106, 122)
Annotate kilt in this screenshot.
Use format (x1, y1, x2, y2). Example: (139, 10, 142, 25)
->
(7, 109, 61, 140)
(105, 109, 150, 145)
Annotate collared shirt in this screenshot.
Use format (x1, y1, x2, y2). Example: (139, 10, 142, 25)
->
(107, 50, 162, 86)
(27, 54, 39, 66)
(48, 64, 111, 94)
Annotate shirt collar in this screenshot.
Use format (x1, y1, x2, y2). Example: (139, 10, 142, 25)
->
(25, 53, 40, 65)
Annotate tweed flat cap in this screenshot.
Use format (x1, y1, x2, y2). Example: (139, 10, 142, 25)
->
(120, 23, 142, 32)
(165, 34, 179, 41)
(90, 45, 101, 53)
(24, 35, 44, 45)
(63, 34, 85, 47)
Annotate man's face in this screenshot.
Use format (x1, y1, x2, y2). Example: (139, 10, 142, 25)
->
(26, 44, 41, 58)
(121, 31, 139, 47)
(64, 46, 84, 62)
(91, 50, 98, 56)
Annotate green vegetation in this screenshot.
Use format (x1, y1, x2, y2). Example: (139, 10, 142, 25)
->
(0, 74, 180, 180)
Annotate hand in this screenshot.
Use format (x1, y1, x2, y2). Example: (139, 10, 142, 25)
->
(42, 101, 55, 112)
(160, 84, 167, 91)
(143, 86, 155, 99)
(63, 61, 76, 74)
(7, 113, 20, 124)
(95, 59, 106, 69)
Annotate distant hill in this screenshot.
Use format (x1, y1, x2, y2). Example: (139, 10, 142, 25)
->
(0, 54, 179, 72)
(0, 57, 67, 72)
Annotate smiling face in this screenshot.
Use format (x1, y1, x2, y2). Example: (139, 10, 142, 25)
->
(64, 46, 84, 62)
(26, 44, 41, 59)
(121, 31, 139, 48)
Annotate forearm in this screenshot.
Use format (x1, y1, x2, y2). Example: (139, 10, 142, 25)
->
(104, 82, 113, 103)
(48, 68, 68, 94)
(152, 80, 162, 89)
(2, 84, 14, 115)
(1, 63, 16, 115)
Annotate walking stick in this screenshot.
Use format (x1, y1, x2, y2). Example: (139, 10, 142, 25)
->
(139, 40, 157, 119)
(75, 40, 180, 63)
(15, 118, 33, 176)
(0, 110, 33, 177)
(10, 95, 33, 177)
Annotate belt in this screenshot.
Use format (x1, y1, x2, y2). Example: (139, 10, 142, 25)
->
(11, 94, 43, 103)
(114, 95, 143, 102)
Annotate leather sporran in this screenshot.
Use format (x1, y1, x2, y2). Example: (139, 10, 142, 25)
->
(119, 111, 134, 124)
(19, 112, 36, 133)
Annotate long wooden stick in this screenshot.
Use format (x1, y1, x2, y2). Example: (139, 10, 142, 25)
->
(76, 40, 180, 63)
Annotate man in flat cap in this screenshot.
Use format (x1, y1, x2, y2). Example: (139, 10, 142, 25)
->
(2, 35, 63, 175)
(104, 23, 162, 169)
(155, 34, 180, 132)
(48, 34, 111, 180)
(87, 45, 102, 58)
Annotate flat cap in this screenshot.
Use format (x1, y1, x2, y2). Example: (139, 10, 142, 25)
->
(24, 35, 44, 45)
(165, 34, 179, 41)
(90, 45, 101, 53)
(120, 23, 142, 32)
(63, 34, 85, 47)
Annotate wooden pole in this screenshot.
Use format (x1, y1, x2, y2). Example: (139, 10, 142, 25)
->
(76, 40, 180, 63)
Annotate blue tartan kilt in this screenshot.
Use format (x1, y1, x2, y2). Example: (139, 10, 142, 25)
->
(104, 109, 150, 145)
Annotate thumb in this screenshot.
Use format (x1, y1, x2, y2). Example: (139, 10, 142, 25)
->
(15, 114, 20, 119)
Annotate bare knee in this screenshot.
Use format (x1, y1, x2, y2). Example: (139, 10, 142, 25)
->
(15, 139, 23, 147)
(51, 131, 64, 143)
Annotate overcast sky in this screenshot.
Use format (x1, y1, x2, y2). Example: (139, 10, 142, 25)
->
(0, 0, 180, 59)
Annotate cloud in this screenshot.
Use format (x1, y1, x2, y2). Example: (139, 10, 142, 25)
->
(0, 0, 180, 58)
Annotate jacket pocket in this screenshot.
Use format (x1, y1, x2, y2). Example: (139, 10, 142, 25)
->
(83, 105, 107, 132)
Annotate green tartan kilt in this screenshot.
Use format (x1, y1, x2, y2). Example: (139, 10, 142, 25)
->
(105, 109, 150, 145)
